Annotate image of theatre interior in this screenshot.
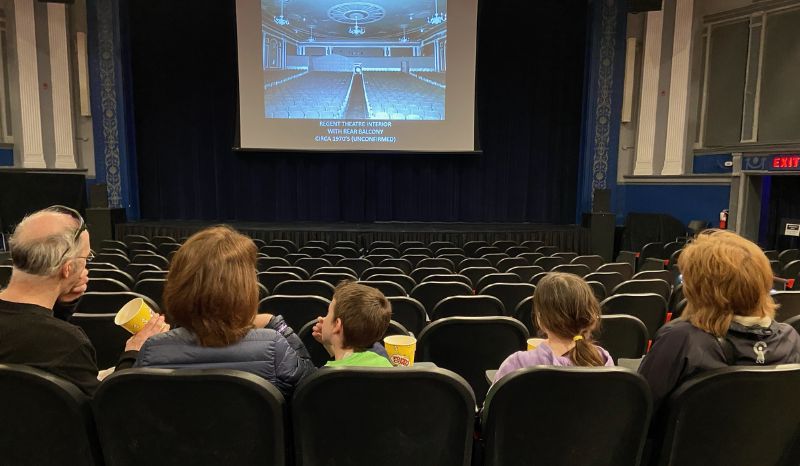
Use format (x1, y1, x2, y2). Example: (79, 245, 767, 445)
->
(262, 0, 447, 120)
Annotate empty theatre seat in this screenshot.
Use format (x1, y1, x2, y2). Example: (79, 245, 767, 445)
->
(292, 367, 474, 466)
(265, 72, 351, 120)
(94, 369, 288, 466)
(482, 366, 651, 466)
(0, 364, 104, 466)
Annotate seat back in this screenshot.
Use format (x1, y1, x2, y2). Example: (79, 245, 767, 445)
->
(571, 255, 604, 272)
(782, 260, 800, 281)
(597, 263, 634, 281)
(482, 367, 651, 466)
(76, 292, 161, 315)
(457, 258, 491, 272)
(402, 254, 429, 268)
(779, 249, 800, 266)
(410, 281, 473, 316)
(367, 273, 417, 294)
(429, 241, 456, 254)
(267, 266, 310, 280)
(507, 265, 544, 283)
(131, 254, 170, 270)
(422, 274, 473, 288)
(258, 271, 303, 294)
(535, 245, 559, 256)
(495, 257, 528, 273)
(370, 247, 401, 258)
(304, 240, 329, 251)
(100, 239, 128, 252)
(475, 246, 502, 257)
(404, 247, 433, 258)
(251, 238, 267, 249)
(123, 234, 149, 247)
(130, 242, 158, 254)
(366, 254, 393, 267)
(773, 291, 800, 322)
(594, 315, 649, 363)
(386, 297, 427, 335)
(552, 252, 578, 263)
(258, 295, 331, 331)
(632, 270, 672, 284)
(418, 258, 455, 272)
(530, 272, 549, 286)
(338, 258, 374, 277)
(533, 256, 566, 272)
(492, 240, 517, 252)
(95, 253, 130, 269)
(367, 240, 396, 252)
(585, 271, 625, 294)
(431, 295, 505, 321)
(0, 364, 102, 466)
(601, 293, 667, 339)
(69, 313, 132, 369)
(88, 268, 135, 289)
(504, 246, 530, 257)
(298, 246, 326, 258)
(360, 280, 407, 298)
(285, 253, 311, 265)
(332, 240, 359, 251)
(310, 273, 357, 289)
(260, 245, 290, 258)
(269, 239, 297, 253)
(481, 253, 510, 267)
(655, 365, 800, 466)
(295, 258, 332, 277)
(0, 265, 10, 287)
(94, 369, 287, 466)
(521, 240, 545, 252)
(150, 236, 176, 247)
(640, 242, 664, 264)
(257, 257, 291, 272)
(418, 317, 528, 404)
(438, 253, 467, 267)
(410, 267, 453, 284)
(662, 241, 683, 260)
(612, 279, 671, 303)
(157, 243, 181, 257)
(786, 315, 800, 333)
(133, 279, 166, 310)
(379, 258, 413, 275)
(460, 267, 499, 290)
(551, 263, 591, 277)
(475, 273, 521, 293)
(274, 280, 336, 300)
(464, 241, 490, 257)
(519, 252, 544, 265)
(479, 283, 536, 317)
(292, 367, 475, 466)
(398, 241, 426, 253)
(86, 278, 131, 293)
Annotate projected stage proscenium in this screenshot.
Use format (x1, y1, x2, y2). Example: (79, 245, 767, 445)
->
(262, 0, 447, 121)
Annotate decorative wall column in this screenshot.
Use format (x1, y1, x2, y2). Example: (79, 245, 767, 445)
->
(14, 0, 46, 168)
(86, 0, 140, 219)
(662, 0, 693, 175)
(48, 3, 77, 169)
(576, 0, 629, 218)
(633, 8, 664, 176)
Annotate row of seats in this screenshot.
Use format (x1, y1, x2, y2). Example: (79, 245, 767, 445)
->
(363, 72, 445, 120)
(265, 72, 352, 119)
(4, 362, 800, 466)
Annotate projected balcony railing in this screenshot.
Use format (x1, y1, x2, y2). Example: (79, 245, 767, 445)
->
(264, 71, 352, 119)
(363, 72, 446, 121)
(263, 69, 308, 88)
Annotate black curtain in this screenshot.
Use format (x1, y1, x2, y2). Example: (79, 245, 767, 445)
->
(127, 0, 587, 223)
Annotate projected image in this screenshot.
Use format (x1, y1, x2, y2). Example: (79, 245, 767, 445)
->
(261, 0, 447, 121)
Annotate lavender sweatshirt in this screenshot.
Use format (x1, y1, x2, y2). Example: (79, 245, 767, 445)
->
(492, 342, 614, 386)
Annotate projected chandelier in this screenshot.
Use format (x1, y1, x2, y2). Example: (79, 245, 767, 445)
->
(328, 2, 386, 36)
(399, 25, 409, 43)
(307, 25, 316, 42)
(273, 0, 289, 25)
(428, 0, 446, 25)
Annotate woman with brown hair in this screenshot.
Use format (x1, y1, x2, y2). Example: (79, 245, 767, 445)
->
(490, 272, 613, 387)
(134, 226, 315, 398)
(639, 229, 800, 412)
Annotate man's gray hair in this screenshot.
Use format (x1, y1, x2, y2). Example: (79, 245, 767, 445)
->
(8, 207, 85, 278)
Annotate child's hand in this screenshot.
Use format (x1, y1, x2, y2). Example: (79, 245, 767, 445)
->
(312, 317, 324, 343)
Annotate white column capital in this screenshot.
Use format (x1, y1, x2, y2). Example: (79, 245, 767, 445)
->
(634, 9, 665, 176)
(662, 0, 694, 176)
(48, 2, 77, 169)
(15, 0, 46, 168)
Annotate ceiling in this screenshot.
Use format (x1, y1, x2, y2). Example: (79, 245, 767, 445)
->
(262, 0, 448, 42)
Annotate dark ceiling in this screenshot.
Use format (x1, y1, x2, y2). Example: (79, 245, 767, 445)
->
(262, 0, 448, 41)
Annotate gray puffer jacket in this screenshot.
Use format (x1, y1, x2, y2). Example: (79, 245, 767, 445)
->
(134, 315, 316, 398)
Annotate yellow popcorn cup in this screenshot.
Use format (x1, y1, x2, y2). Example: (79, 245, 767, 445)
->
(384, 335, 417, 367)
(115, 298, 156, 334)
(527, 338, 546, 351)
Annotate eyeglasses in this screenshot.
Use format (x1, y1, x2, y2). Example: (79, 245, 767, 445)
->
(76, 252, 95, 262)
(51, 205, 87, 260)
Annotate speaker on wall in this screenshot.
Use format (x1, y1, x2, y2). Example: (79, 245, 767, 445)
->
(629, 0, 662, 13)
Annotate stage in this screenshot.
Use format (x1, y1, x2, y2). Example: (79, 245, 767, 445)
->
(117, 222, 589, 254)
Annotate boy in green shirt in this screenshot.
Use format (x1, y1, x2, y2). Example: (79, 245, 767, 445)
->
(312, 281, 394, 368)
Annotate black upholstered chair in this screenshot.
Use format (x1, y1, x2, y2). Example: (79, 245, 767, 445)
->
(267, 266, 310, 280)
(292, 367, 475, 466)
(594, 315, 649, 363)
(75, 292, 161, 315)
(651, 365, 800, 466)
(521, 240, 545, 252)
(495, 257, 528, 273)
(480, 283, 537, 317)
(611, 279, 671, 303)
(258, 295, 330, 332)
(269, 239, 297, 253)
(0, 364, 104, 466)
(94, 369, 288, 466)
(260, 245, 290, 258)
(535, 245, 559, 256)
(257, 257, 291, 272)
(367, 241, 396, 252)
(309, 273, 356, 289)
(429, 241, 456, 254)
(482, 366, 651, 466)
(410, 281, 473, 316)
(533, 256, 567, 272)
(519, 252, 544, 265)
(585, 271, 625, 295)
(360, 280, 407, 298)
(410, 267, 452, 284)
(258, 271, 303, 294)
(398, 241, 426, 254)
(417, 258, 455, 272)
(773, 291, 800, 322)
(514, 296, 536, 336)
(295, 258, 332, 277)
(132, 254, 170, 270)
(86, 278, 131, 293)
(338, 258, 374, 277)
(88, 268, 135, 290)
(431, 295, 505, 321)
(475, 273, 521, 294)
(284, 253, 312, 265)
(367, 274, 417, 294)
(463, 241, 490, 257)
(460, 267, 499, 290)
(587, 281, 607, 301)
(507, 265, 544, 283)
(386, 297, 427, 335)
(481, 253, 509, 267)
(379, 258, 414, 275)
(457, 257, 492, 272)
(69, 313, 133, 369)
(95, 253, 130, 270)
(551, 263, 591, 278)
(298, 246, 326, 258)
(157, 243, 181, 258)
(597, 262, 635, 281)
(601, 293, 667, 341)
(553, 252, 578, 263)
(274, 280, 336, 300)
(421, 274, 473, 289)
(417, 316, 528, 404)
(571, 255, 604, 272)
(492, 240, 517, 252)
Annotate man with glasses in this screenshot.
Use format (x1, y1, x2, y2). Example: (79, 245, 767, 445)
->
(0, 206, 167, 396)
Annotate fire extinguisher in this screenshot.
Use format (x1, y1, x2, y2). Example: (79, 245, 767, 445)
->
(720, 209, 729, 229)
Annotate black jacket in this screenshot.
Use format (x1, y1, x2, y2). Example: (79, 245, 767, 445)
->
(639, 318, 800, 414)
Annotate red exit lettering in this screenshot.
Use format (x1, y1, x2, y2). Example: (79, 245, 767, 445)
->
(773, 156, 800, 168)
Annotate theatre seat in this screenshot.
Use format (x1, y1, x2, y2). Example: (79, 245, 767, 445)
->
(94, 369, 288, 466)
(0, 364, 103, 466)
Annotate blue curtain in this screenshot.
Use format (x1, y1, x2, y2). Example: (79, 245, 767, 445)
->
(127, 0, 587, 223)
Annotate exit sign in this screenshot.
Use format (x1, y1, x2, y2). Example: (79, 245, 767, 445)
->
(770, 155, 800, 171)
